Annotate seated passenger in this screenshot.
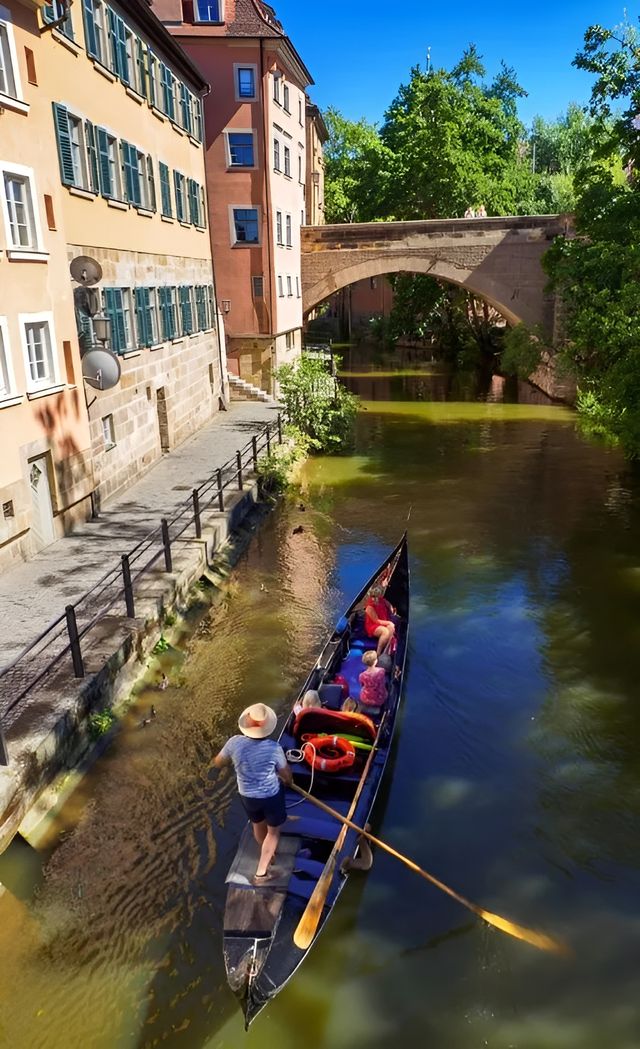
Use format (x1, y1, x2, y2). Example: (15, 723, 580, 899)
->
(341, 697, 358, 713)
(364, 586, 396, 656)
(358, 651, 388, 712)
(293, 689, 321, 717)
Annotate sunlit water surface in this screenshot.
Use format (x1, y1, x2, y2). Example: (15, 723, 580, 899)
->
(1, 361, 640, 1049)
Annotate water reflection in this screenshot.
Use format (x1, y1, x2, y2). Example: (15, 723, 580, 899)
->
(1, 362, 640, 1048)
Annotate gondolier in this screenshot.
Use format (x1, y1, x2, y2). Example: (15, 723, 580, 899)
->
(214, 703, 293, 882)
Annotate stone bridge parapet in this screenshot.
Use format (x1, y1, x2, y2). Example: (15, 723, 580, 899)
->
(301, 215, 572, 332)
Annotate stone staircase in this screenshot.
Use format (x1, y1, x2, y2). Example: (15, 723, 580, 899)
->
(227, 373, 276, 403)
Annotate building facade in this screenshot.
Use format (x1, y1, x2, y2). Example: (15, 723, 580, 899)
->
(0, 0, 94, 567)
(305, 102, 327, 227)
(0, 0, 228, 569)
(152, 0, 314, 391)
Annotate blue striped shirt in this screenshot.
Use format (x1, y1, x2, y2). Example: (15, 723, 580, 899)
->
(220, 735, 287, 798)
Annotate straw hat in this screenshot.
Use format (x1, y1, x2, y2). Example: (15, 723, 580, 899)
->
(238, 703, 278, 739)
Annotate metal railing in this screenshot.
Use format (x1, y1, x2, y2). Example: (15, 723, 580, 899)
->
(0, 414, 283, 765)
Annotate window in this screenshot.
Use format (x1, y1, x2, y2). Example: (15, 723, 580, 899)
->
(43, 1, 74, 40)
(296, 275, 300, 298)
(101, 414, 115, 449)
(174, 170, 186, 222)
(193, 97, 203, 142)
(276, 210, 283, 244)
(82, 0, 107, 64)
(285, 213, 292, 246)
(180, 83, 193, 135)
(103, 288, 134, 353)
(159, 162, 172, 217)
(232, 207, 259, 244)
(236, 66, 256, 100)
(273, 137, 280, 172)
(252, 276, 264, 299)
(187, 178, 201, 225)
(169, 286, 180, 336)
(107, 8, 128, 81)
(298, 154, 303, 183)
(285, 330, 294, 350)
(277, 275, 283, 297)
(227, 132, 254, 167)
(0, 317, 15, 400)
(284, 145, 291, 177)
(2, 169, 39, 250)
(283, 83, 290, 113)
(53, 105, 99, 193)
(195, 285, 208, 330)
(158, 286, 175, 340)
(69, 115, 88, 188)
(137, 151, 155, 211)
(134, 287, 156, 346)
(273, 72, 280, 104)
(21, 316, 58, 391)
(160, 63, 175, 121)
(194, 0, 221, 20)
(96, 127, 121, 199)
(147, 48, 159, 107)
(179, 286, 193, 335)
(121, 141, 140, 205)
(299, 98, 303, 124)
(286, 275, 292, 297)
(124, 27, 137, 90)
(0, 17, 19, 100)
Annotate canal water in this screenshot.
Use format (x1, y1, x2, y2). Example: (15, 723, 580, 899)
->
(1, 360, 640, 1049)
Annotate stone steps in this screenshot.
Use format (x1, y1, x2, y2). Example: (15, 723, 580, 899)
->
(227, 373, 275, 403)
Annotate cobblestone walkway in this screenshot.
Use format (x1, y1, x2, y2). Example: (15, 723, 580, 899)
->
(0, 400, 278, 671)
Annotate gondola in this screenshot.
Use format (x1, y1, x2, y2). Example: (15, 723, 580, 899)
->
(222, 533, 410, 1027)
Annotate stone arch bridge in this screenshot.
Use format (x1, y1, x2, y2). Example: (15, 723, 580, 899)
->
(301, 215, 571, 333)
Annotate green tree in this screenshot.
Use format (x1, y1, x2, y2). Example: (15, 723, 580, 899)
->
(322, 108, 387, 223)
(544, 17, 640, 454)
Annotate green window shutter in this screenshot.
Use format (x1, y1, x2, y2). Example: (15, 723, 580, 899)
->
(136, 38, 146, 96)
(179, 286, 193, 335)
(107, 8, 118, 74)
(82, 0, 98, 58)
(146, 156, 156, 212)
(180, 84, 192, 134)
(96, 127, 112, 197)
(199, 186, 206, 228)
(174, 171, 184, 222)
(194, 98, 202, 142)
(159, 162, 171, 217)
(85, 120, 99, 193)
(121, 142, 140, 205)
(52, 103, 74, 186)
(161, 64, 174, 119)
(104, 288, 126, 353)
(116, 17, 128, 82)
(135, 288, 153, 347)
(158, 286, 167, 340)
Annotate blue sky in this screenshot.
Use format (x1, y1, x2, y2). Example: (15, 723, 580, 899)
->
(274, 0, 633, 128)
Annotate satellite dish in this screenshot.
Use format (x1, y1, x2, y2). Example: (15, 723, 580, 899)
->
(70, 255, 103, 287)
(82, 348, 121, 391)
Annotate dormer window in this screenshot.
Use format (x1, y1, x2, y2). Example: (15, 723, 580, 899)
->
(194, 1, 222, 22)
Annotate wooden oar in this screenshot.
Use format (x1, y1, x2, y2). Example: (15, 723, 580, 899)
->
(290, 784, 571, 957)
(293, 716, 385, 950)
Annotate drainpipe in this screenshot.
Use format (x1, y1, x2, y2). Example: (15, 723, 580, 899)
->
(260, 38, 276, 392)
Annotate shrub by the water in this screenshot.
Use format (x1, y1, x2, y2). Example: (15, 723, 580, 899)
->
(275, 356, 358, 454)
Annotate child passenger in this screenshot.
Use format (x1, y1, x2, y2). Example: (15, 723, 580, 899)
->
(358, 651, 388, 711)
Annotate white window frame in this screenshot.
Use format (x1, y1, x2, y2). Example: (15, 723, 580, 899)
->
(93, 0, 107, 66)
(106, 131, 122, 201)
(101, 413, 115, 449)
(0, 316, 18, 402)
(285, 213, 292, 247)
(283, 83, 290, 114)
(276, 210, 283, 245)
(121, 288, 135, 349)
(273, 71, 281, 104)
(277, 275, 283, 297)
(0, 7, 27, 114)
(0, 162, 45, 258)
(68, 113, 89, 190)
(234, 62, 257, 102)
(229, 204, 261, 246)
(193, 0, 223, 22)
(286, 275, 293, 297)
(283, 144, 291, 177)
(224, 128, 256, 169)
(19, 312, 61, 394)
(296, 275, 300, 298)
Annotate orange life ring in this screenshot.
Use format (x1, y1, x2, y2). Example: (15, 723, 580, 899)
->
(302, 735, 356, 774)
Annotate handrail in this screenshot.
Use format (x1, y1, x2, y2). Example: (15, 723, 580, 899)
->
(0, 413, 284, 763)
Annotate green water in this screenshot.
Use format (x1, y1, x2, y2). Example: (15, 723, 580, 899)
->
(1, 365, 640, 1048)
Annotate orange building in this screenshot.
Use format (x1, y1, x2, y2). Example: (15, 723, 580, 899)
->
(151, 0, 315, 391)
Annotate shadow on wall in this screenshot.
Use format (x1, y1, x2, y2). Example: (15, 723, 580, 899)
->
(34, 388, 94, 517)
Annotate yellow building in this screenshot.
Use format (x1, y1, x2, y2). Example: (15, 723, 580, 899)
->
(0, 0, 226, 569)
(305, 101, 328, 226)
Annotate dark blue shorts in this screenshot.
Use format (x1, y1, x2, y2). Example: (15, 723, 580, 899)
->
(239, 785, 287, 827)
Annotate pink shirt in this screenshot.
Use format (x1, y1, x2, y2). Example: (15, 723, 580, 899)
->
(358, 666, 387, 708)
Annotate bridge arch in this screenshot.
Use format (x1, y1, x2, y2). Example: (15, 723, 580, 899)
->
(304, 255, 523, 327)
(301, 216, 569, 335)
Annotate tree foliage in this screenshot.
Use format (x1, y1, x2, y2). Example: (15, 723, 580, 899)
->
(544, 15, 640, 455)
(275, 356, 359, 454)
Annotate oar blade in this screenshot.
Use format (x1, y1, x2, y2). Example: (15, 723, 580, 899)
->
(479, 908, 572, 957)
(293, 857, 337, 950)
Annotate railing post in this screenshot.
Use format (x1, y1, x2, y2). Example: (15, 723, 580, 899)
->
(236, 450, 243, 490)
(217, 468, 224, 512)
(0, 723, 9, 766)
(277, 413, 282, 443)
(121, 554, 135, 618)
(252, 435, 258, 471)
(192, 488, 202, 538)
(266, 424, 271, 455)
(65, 605, 85, 678)
(161, 518, 173, 573)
